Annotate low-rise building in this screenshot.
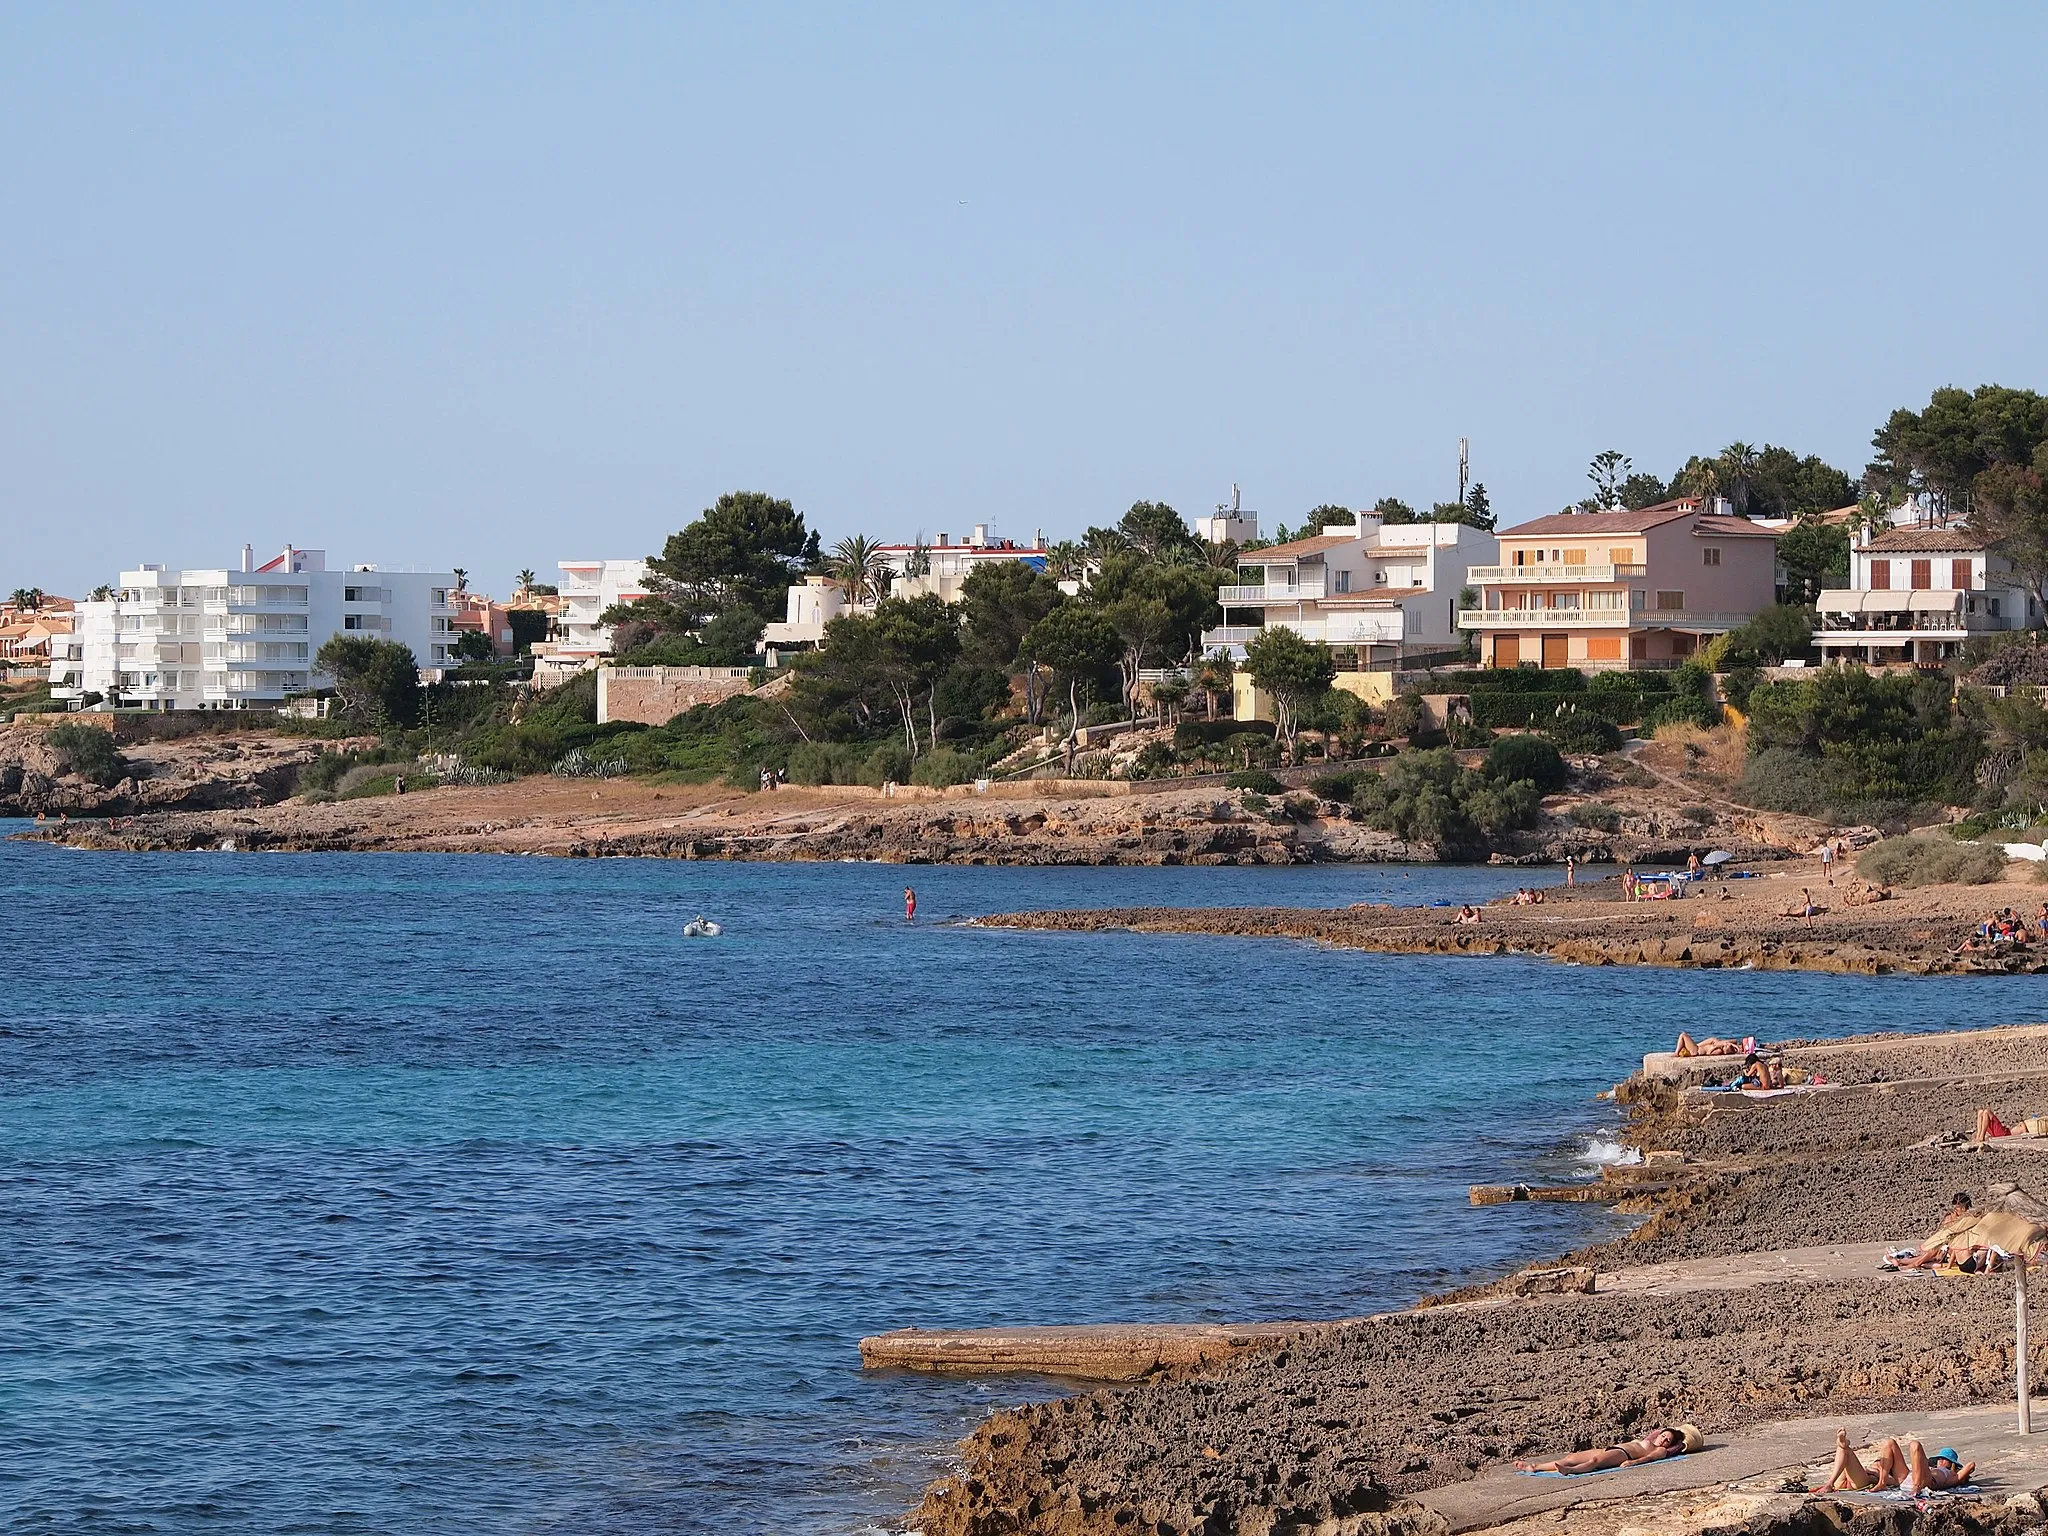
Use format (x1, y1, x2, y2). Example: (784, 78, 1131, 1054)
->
(530, 558, 650, 684)
(1813, 524, 2041, 666)
(763, 528, 1047, 650)
(1192, 485, 1259, 546)
(1460, 499, 1779, 670)
(51, 544, 464, 710)
(1200, 511, 1498, 668)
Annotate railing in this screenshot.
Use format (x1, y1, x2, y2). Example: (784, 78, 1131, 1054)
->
(1220, 578, 1327, 603)
(1461, 608, 1756, 629)
(1465, 563, 1645, 583)
(1818, 615, 2012, 634)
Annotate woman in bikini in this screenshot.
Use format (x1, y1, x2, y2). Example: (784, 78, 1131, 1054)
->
(1515, 1424, 1702, 1474)
(1823, 1430, 1972, 1493)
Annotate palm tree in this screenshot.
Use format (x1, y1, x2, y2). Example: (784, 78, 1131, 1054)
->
(1082, 526, 1131, 567)
(1716, 442, 1761, 516)
(1195, 651, 1234, 721)
(1045, 541, 1087, 582)
(828, 535, 890, 606)
(516, 568, 536, 595)
(9, 588, 31, 612)
(452, 568, 469, 591)
(89, 584, 114, 602)
(1676, 457, 1721, 503)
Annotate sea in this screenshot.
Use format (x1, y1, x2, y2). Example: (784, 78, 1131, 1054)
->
(3, 824, 2040, 1534)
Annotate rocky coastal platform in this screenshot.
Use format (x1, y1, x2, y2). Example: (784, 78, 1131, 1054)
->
(896, 1022, 2048, 1536)
(979, 847, 2048, 974)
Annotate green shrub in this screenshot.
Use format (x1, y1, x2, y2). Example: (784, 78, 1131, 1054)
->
(44, 723, 127, 787)
(910, 747, 980, 787)
(1720, 665, 1763, 712)
(859, 741, 913, 787)
(1545, 712, 1623, 754)
(1569, 802, 1622, 832)
(1446, 720, 1495, 749)
(1858, 834, 2007, 887)
(1081, 701, 1124, 727)
(786, 741, 868, 786)
(1239, 791, 1270, 812)
(1484, 734, 1567, 792)
(1308, 770, 1365, 801)
(300, 752, 354, 793)
(1740, 746, 1832, 817)
(1681, 804, 1717, 825)
(1227, 769, 1286, 794)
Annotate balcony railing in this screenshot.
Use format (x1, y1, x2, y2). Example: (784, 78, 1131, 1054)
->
(1220, 578, 1327, 603)
(1818, 615, 2013, 634)
(1202, 616, 1406, 649)
(1466, 563, 1646, 583)
(1460, 608, 1754, 630)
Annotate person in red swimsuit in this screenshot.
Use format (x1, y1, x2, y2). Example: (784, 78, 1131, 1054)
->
(904, 887, 916, 922)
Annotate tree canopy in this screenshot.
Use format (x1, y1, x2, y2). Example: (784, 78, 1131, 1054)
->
(630, 490, 811, 629)
(315, 636, 421, 728)
(1868, 385, 2048, 512)
(1243, 624, 1336, 762)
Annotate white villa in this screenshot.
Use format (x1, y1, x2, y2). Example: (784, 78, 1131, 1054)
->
(1814, 524, 2041, 666)
(763, 527, 1047, 650)
(51, 544, 465, 711)
(529, 558, 651, 685)
(1201, 512, 1498, 666)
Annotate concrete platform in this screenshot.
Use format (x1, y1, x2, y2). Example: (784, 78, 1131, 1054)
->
(1420, 1400, 2044, 1533)
(858, 1319, 1349, 1380)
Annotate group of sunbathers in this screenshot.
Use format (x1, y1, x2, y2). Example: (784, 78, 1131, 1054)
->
(1516, 1424, 1973, 1493)
(1881, 1192, 2048, 1273)
(1673, 1034, 1812, 1089)
(1953, 906, 2048, 954)
(1509, 887, 1548, 906)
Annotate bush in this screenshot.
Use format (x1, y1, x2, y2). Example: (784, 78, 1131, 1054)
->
(787, 741, 867, 786)
(910, 747, 980, 787)
(1719, 665, 1763, 712)
(1227, 769, 1286, 794)
(44, 723, 127, 787)
(934, 664, 1013, 724)
(1544, 712, 1623, 754)
(1484, 734, 1567, 792)
(1681, 804, 1717, 825)
(1569, 802, 1621, 832)
(859, 741, 913, 787)
(1739, 746, 1832, 817)
(1858, 834, 2007, 888)
(1446, 720, 1495, 749)
(1081, 701, 1125, 727)
(1308, 770, 1365, 801)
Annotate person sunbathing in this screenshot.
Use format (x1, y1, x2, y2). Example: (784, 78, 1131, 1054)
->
(1823, 1430, 1972, 1493)
(1734, 1052, 1786, 1090)
(1675, 1032, 1745, 1058)
(1515, 1424, 1702, 1474)
(1453, 904, 1482, 925)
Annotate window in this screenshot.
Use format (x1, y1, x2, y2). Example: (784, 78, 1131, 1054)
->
(1512, 549, 1528, 567)
(1910, 559, 1931, 590)
(1991, 597, 2003, 618)
(1631, 589, 1646, 609)
(1563, 549, 1586, 566)
(1869, 560, 1890, 590)
(1332, 570, 1351, 594)
(1952, 559, 1973, 590)
(1702, 548, 1721, 567)
(1656, 591, 1685, 611)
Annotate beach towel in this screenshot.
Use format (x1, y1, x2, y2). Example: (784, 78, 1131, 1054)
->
(1516, 1465, 1634, 1479)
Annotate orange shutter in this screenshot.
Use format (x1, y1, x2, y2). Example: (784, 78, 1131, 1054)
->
(1585, 634, 1623, 661)
(1493, 634, 1520, 667)
(1952, 559, 1972, 590)
(1911, 559, 1931, 590)
(1869, 560, 1889, 590)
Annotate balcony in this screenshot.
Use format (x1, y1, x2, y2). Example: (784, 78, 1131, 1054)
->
(1466, 563, 1646, 583)
(1221, 577, 1327, 603)
(1460, 608, 1754, 630)
(1201, 614, 1407, 650)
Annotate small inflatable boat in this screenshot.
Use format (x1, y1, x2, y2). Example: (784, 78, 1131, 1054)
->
(682, 917, 723, 938)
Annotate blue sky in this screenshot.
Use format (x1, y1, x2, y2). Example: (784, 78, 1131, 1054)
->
(5, 4, 2046, 598)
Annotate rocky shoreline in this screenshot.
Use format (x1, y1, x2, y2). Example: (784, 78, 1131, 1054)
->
(904, 1023, 2048, 1536)
(978, 861, 2048, 974)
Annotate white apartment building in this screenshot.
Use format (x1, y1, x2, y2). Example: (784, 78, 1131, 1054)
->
(51, 544, 465, 711)
(1201, 512, 1498, 665)
(530, 558, 650, 684)
(1192, 485, 1259, 546)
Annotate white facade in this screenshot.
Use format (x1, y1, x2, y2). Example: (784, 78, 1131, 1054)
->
(530, 558, 650, 683)
(1201, 515, 1498, 662)
(51, 544, 463, 710)
(763, 531, 1047, 649)
(1192, 485, 1259, 546)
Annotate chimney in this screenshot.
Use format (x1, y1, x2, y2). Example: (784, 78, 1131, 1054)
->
(241, 543, 253, 573)
(971, 523, 988, 547)
(1035, 528, 1044, 548)
(284, 543, 296, 573)
(938, 532, 949, 546)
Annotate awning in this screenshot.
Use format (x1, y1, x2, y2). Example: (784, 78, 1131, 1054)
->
(1908, 590, 1964, 612)
(1815, 589, 1867, 613)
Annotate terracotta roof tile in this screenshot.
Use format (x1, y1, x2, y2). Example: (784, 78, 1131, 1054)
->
(1243, 533, 1358, 560)
(1499, 500, 1702, 539)
(1863, 526, 1988, 554)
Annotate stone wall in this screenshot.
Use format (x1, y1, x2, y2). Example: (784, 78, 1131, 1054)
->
(596, 665, 755, 726)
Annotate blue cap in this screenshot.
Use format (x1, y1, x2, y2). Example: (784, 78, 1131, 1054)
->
(1933, 1448, 1961, 1465)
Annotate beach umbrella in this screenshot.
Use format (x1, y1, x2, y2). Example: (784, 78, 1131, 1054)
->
(1701, 850, 1733, 866)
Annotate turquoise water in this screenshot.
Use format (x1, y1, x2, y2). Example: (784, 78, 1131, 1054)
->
(2, 826, 2038, 1533)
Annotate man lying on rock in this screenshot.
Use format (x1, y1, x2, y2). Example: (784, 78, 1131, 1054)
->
(1514, 1424, 1702, 1474)
(1822, 1430, 1973, 1494)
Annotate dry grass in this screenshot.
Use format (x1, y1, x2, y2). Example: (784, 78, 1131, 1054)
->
(1641, 720, 1748, 785)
